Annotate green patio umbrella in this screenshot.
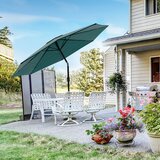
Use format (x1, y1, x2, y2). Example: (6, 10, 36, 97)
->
(13, 23, 108, 91)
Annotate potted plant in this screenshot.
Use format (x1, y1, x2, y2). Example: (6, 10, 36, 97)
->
(86, 105, 143, 145)
(112, 105, 143, 144)
(140, 103, 160, 153)
(86, 122, 113, 144)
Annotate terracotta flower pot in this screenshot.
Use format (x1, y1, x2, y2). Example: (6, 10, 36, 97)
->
(92, 134, 113, 144)
(114, 129, 136, 143)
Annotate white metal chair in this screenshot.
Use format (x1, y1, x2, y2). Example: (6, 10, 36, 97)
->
(84, 91, 106, 122)
(30, 93, 57, 123)
(56, 92, 84, 126)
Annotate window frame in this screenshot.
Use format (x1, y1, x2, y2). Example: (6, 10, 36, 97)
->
(145, 0, 160, 15)
(149, 56, 160, 83)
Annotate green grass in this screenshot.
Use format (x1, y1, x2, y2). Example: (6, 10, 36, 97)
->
(0, 108, 22, 124)
(0, 131, 160, 160)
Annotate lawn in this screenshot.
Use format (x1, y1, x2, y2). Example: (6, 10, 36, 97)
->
(0, 131, 160, 160)
(0, 108, 22, 124)
(0, 92, 21, 105)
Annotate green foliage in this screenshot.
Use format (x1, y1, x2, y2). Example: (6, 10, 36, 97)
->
(157, 0, 160, 12)
(86, 122, 106, 136)
(0, 26, 12, 48)
(56, 72, 67, 88)
(76, 49, 103, 96)
(0, 57, 21, 93)
(70, 71, 80, 89)
(56, 71, 79, 90)
(107, 72, 127, 94)
(140, 103, 160, 135)
(86, 122, 114, 139)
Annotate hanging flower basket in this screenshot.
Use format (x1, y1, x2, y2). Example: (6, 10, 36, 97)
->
(106, 72, 127, 94)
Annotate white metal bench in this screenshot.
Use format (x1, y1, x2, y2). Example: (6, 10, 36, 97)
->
(84, 91, 106, 122)
(30, 93, 57, 123)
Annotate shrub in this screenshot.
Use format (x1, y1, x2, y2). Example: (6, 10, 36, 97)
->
(140, 103, 160, 135)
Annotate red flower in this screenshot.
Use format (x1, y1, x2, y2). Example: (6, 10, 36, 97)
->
(119, 109, 128, 118)
(118, 106, 135, 118)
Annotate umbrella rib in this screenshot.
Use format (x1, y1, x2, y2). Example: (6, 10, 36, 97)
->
(60, 38, 92, 42)
(65, 39, 92, 42)
(59, 36, 92, 51)
(60, 36, 71, 50)
(47, 48, 58, 51)
(31, 46, 50, 73)
(20, 41, 60, 66)
(55, 41, 68, 63)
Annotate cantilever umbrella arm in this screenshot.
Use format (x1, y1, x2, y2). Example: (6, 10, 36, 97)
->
(55, 42, 70, 91)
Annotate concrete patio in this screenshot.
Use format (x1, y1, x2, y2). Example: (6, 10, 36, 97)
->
(0, 108, 151, 153)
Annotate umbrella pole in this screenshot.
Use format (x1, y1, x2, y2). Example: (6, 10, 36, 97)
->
(55, 42, 70, 91)
(67, 62, 70, 92)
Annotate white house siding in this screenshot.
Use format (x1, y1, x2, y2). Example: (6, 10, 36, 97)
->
(131, 0, 160, 33)
(104, 47, 116, 105)
(0, 44, 14, 61)
(131, 50, 160, 91)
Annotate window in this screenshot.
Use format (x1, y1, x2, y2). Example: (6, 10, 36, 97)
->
(151, 57, 160, 82)
(146, 0, 160, 15)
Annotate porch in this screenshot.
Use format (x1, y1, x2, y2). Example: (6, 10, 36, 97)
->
(104, 28, 160, 109)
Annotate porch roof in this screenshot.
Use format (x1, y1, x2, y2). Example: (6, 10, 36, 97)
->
(104, 28, 160, 46)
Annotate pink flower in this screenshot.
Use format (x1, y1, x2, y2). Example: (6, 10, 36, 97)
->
(147, 98, 153, 104)
(107, 118, 114, 122)
(140, 99, 145, 106)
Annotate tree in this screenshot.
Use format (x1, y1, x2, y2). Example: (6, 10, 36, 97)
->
(76, 49, 104, 96)
(56, 72, 67, 89)
(0, 58, 21, 93)
(0, 26, 12, 48)
(70, 71, 80, 89)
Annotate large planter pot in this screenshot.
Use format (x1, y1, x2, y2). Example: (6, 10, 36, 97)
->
(148, 133, 160, 153)
(92, 134, 113, 144)
(114, 129, 136, 143)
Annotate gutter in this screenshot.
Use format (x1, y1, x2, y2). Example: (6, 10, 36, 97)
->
(104, 33, 160, 46)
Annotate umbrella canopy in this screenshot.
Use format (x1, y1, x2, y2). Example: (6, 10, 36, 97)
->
(13, 23, 108, 91)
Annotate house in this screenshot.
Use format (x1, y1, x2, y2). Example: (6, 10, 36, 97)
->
(0, 44, 14, 61)
(104, 0, 160, 109)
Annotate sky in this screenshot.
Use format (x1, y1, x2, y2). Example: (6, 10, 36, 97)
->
(0, 0, 129, 73)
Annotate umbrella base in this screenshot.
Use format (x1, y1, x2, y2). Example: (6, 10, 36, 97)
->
(58, 117, 80, 126)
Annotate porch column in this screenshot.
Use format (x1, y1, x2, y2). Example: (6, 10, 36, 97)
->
(119, 49, 126, 108)
(115, 47, 120, 111)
